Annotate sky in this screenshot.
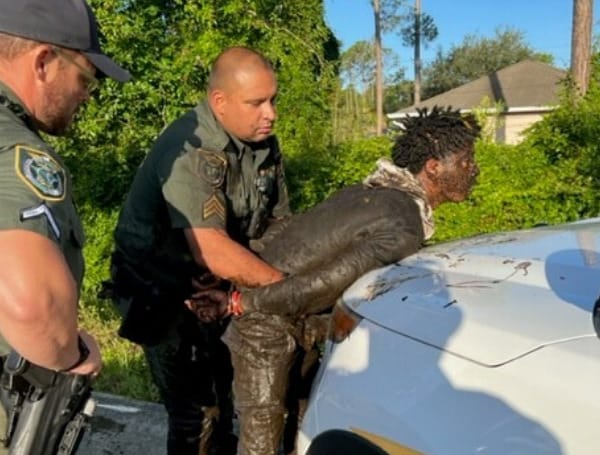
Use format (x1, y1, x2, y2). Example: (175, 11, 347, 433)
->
(324, 0, 600, 79)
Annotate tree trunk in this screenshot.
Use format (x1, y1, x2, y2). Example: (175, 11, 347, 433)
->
(571, 0, 593, 96)
(413, 0, 421, 105)
(373, 0, 384, 135)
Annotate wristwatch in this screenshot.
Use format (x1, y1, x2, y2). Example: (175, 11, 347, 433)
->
(59, 335, 90, 372)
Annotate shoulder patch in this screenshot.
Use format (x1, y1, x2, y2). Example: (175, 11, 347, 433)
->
(196, 149, 227, 187)
(15, 146, 66, 201)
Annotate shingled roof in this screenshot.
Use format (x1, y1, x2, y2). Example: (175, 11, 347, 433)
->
(389, 59, 567, 116)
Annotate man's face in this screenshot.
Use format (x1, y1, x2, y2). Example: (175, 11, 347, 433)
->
(215, 67, 277, 143)
(38, 48, 96, 135)
(436, 147, 479, 202)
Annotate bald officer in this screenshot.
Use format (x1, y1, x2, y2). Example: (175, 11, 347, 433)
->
(110, 46, 290, 454)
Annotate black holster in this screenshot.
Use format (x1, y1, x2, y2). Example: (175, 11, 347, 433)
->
(245, 204, 269, 240)
(244, 171, 274, 240)
(108, 255, 187, 346)
(0, 351, 95, 455)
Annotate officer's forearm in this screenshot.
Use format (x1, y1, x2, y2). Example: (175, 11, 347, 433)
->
(0, 231, 82, 370)
(185, 227, 284, 287)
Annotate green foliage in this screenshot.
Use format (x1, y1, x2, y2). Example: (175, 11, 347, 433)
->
(286, 136, 391, 211)
(51, 0, 339, 212)
(331, 84, 377, 143)
(383, 69, 413, 112)
(523, 53, 600, 208)
(422, 27, 553, 100)
(78, 206, 119, 300)
(470, 96, 506, 142)
(334, 41, 402, 141)
(339, 40, 402, 89)
(376, 0, 408, 33)
(400, 11, 438, 47)
(340, 41, 378, 88)
(324, 136, 391, 189)
(433, 140, 596, 243)
(80, 301, 159, 401)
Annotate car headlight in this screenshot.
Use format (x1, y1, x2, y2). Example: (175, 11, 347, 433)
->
(329, 299, 364, 343)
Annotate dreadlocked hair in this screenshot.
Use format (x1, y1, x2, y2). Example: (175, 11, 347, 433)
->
(391, 105, 481, 174)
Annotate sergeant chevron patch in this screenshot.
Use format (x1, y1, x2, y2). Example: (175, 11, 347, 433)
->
(203, 194, 225, 222)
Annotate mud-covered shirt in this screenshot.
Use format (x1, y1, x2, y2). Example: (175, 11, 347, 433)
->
(241, 184, 426, 317)
(0, 83, 85, 355)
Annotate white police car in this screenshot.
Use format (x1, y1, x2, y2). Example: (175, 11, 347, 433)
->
(298, 218, 600, 455)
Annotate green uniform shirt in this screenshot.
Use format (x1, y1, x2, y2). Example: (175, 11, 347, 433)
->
(0, 83, 85, 356)
(114, 99, 291, 286)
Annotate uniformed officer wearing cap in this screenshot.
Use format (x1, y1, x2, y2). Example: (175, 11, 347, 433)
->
(109, 46, 290, 454)
(0, 0, 129, 450)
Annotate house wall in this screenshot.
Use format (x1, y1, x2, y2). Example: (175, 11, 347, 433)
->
(495, 112, 546, 145)
(391, 110, 551, 146)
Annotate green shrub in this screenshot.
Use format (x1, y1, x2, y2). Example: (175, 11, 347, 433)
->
(78, 206, 120, 302)
(433, 140, 596, 243)
(80, 300, 159, 401)
(286, 136, 391, 211)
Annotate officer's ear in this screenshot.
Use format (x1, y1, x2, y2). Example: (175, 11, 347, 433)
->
(31, 45, 56, 86)
(208, 88, 226, 118)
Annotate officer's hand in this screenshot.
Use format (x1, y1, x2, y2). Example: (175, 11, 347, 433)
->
(191, 273, 223, 291)
(185, 289, 230, 322)
(69, 329, 102, 378)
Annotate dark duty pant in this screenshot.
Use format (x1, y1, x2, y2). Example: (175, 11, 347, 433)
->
(142, 311, 236, 455)
(108, 256, 236, 454)
(144, 313, 236, 455)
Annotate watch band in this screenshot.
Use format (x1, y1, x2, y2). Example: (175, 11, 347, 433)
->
(59, 335, 90, 372)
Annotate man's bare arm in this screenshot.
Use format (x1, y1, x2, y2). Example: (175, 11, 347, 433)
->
(185, 227, 284, 287)
(0, 230, 101, 374)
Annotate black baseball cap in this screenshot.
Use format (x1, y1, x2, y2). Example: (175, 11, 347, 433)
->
(0, 0, 130, 82)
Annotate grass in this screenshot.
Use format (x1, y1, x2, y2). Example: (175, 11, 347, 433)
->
(79, 296, 160, 402)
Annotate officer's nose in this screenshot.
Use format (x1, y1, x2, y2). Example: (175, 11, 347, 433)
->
(263, 102, 276, 121)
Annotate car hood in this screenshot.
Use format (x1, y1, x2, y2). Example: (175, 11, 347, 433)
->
(342, 218, 600, 366)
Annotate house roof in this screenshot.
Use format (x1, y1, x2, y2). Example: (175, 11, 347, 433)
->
(389, 60, 567, 117)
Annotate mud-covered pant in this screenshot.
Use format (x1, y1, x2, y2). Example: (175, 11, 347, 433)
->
(115, 293, 235, 455)
(223, 313, 328, 455)
(283, 346, 322, 455)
